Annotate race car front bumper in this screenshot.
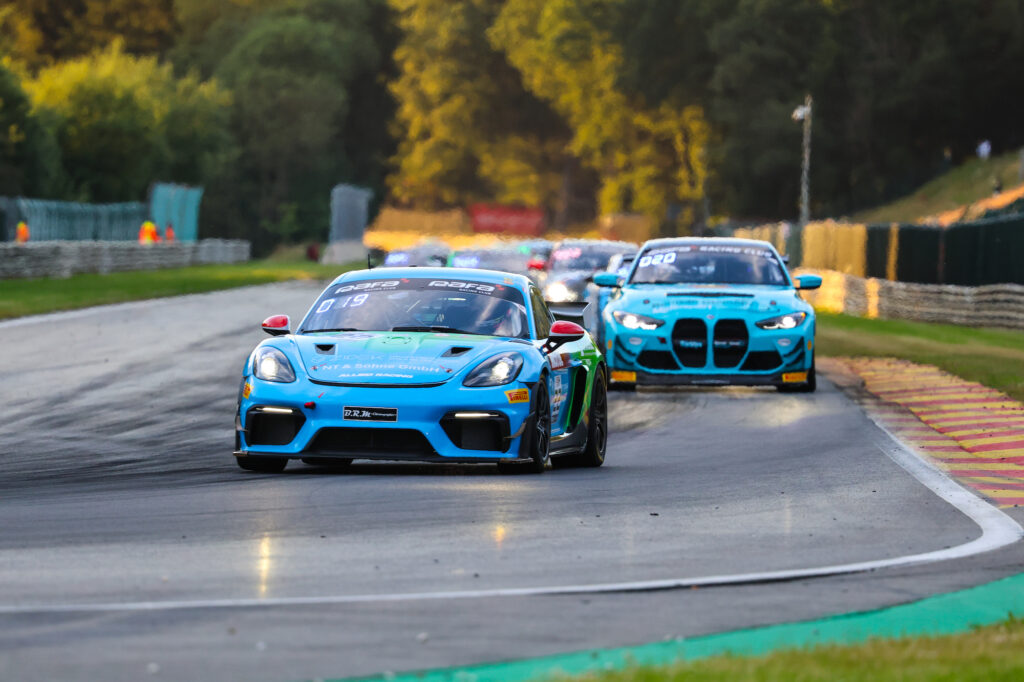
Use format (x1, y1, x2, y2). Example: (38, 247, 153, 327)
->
(605, 319, 813, 387)
(235, 376, 536, 462)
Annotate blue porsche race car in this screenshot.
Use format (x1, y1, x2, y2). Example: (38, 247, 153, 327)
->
(235, 268, 608, 473)
(595, 238, 821, 392)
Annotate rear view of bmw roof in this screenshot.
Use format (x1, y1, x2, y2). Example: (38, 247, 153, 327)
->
(639, 237, 783, 252)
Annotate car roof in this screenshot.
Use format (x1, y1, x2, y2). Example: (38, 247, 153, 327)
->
(330, 267, 534, 293)
(553, 239, 638, 250)
(639, 236, 778, 251)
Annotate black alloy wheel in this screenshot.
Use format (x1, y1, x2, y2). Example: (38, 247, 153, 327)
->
(236, 456, 288, 473)
(499, 380, 551, 474)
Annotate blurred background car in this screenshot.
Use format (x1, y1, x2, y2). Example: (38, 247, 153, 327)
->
(539, 240, 637, 330)
(593, 251, 638, 341)
(380, 240, 450, 267)
(447, 246, 531, 275)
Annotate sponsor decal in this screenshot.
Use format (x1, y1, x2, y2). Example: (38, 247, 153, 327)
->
(428, 280, 495, 294)
(314, 362, 444, 373)
(611, 370, 637, 383)
(505, 388, 530, 404)
(242, 380, 252, 399)
(782, 371, 808, 383)
(697, 245, 775, 259)
(552, 374, 567, 409)
(332, 280, 401, 295)
(343, 406, 398, 422)
(548, 352, 572, 370)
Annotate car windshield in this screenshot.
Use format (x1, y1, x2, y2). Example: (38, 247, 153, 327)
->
(614, 256, 635, 277)
(301, 277, 530, 338)
(629, 244, 788, 286)
(549, 246, 621, 273)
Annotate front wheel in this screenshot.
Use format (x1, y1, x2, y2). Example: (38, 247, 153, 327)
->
(236, 456, 288, 473)
(498, 380, 550, 474)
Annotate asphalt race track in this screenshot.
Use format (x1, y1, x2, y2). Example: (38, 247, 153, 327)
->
(2, 281, 1023, 682)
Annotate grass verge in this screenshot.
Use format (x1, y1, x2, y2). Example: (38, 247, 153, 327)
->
(569, 618, 1024, 682)
(816, 312, 1024, 402)
(0, 260, 359, 320)
(851, 151, 1022, 224)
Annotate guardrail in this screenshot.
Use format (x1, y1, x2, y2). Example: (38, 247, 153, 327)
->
(796, 268, 1024, 331)
(0, 240, 251, 280)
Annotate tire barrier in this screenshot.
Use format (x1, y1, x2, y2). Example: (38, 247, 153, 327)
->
(0, 239, 251, 280)
(795, 268, 1024, 330)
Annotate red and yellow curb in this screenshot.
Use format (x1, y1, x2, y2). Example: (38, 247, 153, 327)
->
(834, 358, 1024, 508)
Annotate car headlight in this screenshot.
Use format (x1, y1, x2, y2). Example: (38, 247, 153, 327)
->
(544, 281, 577, 302)
(755, 312, 808, 330)
(463, 352, 524, 387)
(612, 310, 665, 330)
(252, 347, 296, 383)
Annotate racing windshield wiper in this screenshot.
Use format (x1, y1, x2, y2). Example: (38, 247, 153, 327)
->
(390, 325, 482, 335)
(303, 327, 364, 333)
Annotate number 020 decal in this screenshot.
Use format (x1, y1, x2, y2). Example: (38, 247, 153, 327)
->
(638, 252, 677, 268)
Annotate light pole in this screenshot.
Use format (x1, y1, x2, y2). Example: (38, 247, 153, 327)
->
(792, 94, 812, 227)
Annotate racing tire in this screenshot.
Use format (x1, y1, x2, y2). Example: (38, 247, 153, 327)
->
(553, 371, 607, 469)
(498, 381, 551, 475)
(777, 353, 817, 394)
(236, 456, 288, 473)
(301, 457, 353, 469)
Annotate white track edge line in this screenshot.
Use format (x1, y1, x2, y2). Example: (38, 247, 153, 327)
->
(0, 410, 1020, 615)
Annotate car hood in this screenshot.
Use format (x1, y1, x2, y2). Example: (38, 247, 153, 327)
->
(291, 331, 520, 385)
(616, 283, 805, 317)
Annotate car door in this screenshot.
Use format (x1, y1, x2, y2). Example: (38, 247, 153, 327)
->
(530, 286, 574, 436)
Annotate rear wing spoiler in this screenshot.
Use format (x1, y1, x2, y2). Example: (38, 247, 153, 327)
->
(546, 301, 589, 324)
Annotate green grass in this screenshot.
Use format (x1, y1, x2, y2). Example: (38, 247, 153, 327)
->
(851, 151, 1023, 224)
(567, 618, 1024, 682)
(816, 311, 1024, 402)
(0, 259, 359, 320)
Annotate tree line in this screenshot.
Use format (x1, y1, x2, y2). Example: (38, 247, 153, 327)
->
(1, 0, 1022, 251)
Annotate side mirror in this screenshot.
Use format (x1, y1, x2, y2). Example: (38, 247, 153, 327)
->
(795, 274, 822, 290)
(542, 320, 586, 354)
(527, 257, 546, 271)
(262, 314, 291, 336)
(593, 272, 622, 288)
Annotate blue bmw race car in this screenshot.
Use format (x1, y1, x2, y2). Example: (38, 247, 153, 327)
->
(235, 268, 608, 473)
(595, 238, 821, 392)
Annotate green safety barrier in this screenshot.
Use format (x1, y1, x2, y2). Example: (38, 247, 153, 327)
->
(14, 199, 148, 241)
(149, 183, 203, 242)
(864, 224, 891, 279)
(3, 184, 204, 243)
